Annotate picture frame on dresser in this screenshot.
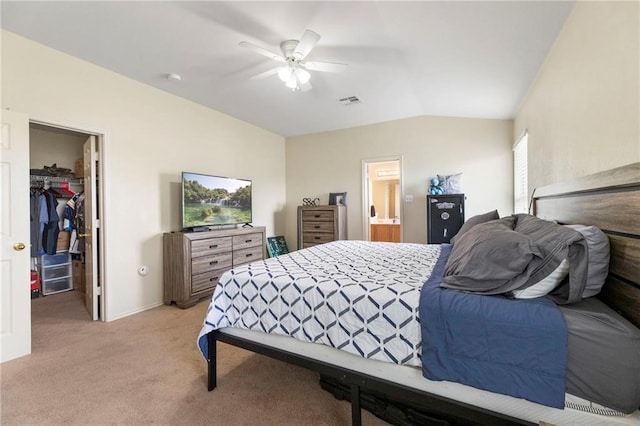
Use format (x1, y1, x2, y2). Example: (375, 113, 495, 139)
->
(329, 192, 347, 205)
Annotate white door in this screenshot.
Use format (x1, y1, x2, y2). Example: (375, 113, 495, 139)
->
(0, 110, 31, 363)
(83, 136, 99, 320)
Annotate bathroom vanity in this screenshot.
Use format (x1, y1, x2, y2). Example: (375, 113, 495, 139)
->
(370, 219, 401, 243)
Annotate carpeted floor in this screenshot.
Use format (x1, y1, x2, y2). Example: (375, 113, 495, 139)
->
(0, 291, 388, 425)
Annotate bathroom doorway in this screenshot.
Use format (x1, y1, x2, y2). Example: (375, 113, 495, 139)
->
(362, 157, 403, 242)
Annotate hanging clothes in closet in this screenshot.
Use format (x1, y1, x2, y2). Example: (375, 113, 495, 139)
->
(29, 185, 60, 256)
(65, 192, 86, 254)
(30, 176, 85, 256)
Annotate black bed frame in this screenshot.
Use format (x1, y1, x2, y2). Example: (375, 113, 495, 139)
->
(206, 162, 640, 426)
(207, 331, 531, 426)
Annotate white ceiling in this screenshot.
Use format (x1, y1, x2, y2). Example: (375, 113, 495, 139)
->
(1, 1, 574, 137)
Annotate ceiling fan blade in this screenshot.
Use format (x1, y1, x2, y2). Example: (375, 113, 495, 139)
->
(302, 61, 348, 73)
(250, 67, 281, 80)
(293, 29, 320, 60)
(299, 81, 313, 92)
(239, 41, 285, 62)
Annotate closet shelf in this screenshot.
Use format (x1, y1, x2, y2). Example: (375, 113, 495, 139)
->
(30, 175, 84, 196)
(30, 175, 84, 184)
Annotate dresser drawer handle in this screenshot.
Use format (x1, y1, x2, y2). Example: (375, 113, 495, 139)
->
(245, 253, 253, 258)
(314, 225, 320, 229)
(314, 214, 321, 218)
(209, 276, 219, 282)
(314, 236, 321, 240)
(209, 260, 218, 266)
(209, 244, 218, 249)
(245, 239, 252, 243)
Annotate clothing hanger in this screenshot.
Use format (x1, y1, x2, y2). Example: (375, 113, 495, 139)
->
(51, 181, 75, 197)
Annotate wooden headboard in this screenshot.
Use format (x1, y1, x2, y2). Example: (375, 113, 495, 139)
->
(532, 162, 640, 328)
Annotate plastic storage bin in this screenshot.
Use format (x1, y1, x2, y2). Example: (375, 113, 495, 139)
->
(42, 276, 73, 295)
(41, 252, 72, 267)
(42, 263, 72, 280)
(40, 252, 73, 295)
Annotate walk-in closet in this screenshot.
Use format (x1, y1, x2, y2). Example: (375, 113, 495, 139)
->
(29, 123, 90, 317)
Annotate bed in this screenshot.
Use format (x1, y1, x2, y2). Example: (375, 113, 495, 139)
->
(198, 162, 640, 426)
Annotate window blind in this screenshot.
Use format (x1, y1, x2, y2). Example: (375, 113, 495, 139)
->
(513, 131, 528, 214)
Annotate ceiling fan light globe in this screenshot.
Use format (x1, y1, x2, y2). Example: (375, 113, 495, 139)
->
(296, 68, 311, 84)
(285, 75, 298, 89)
(278, 67, 292, 82)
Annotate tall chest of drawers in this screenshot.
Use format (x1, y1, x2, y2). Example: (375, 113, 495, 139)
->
(163, 226, 266, 308)
(297, 205, 347, 250)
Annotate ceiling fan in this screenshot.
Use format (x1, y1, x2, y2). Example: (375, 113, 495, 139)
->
(240, 29, 347, 92)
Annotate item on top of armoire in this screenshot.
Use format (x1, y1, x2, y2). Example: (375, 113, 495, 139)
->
(437, 173, 462, 194)
(426, 194, 465, 244)
(427, 177, 444, 195)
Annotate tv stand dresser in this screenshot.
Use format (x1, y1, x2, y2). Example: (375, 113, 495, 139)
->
(163, 226, 266, 308)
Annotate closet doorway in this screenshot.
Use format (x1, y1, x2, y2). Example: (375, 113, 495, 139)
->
(362, 157, 403, 243)
(29, 121, 105, 322)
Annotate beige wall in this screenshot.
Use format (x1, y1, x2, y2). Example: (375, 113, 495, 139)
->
(29, 126, 84, 170)
(285, 116, 514, 248)
(2, 31, 286, 321)
(515, 1, 640, 192)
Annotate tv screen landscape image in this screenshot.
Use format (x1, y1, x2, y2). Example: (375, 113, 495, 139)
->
(182, 172, 252, 229)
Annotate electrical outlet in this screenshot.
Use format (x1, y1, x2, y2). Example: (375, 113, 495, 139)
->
(405, 194, 414, 203)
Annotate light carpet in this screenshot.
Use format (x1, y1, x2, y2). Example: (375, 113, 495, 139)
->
(0, 290, 388, 425)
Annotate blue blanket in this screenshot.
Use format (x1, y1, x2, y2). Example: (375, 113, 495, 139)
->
(420, 245, 568, 408)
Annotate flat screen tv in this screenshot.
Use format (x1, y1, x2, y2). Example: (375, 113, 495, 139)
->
(181, 172, 252, 230)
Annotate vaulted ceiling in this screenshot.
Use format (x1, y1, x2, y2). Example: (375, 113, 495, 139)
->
(1, 1, 575, 137)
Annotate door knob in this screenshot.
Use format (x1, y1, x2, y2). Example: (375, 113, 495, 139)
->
(13, 242, 26, 251)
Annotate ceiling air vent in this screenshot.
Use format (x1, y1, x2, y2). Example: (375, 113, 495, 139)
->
(338, 96, 361, 106)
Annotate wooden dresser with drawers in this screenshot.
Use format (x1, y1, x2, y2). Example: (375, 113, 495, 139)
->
(297, 205, 347, 250)
(163, 226, 266, 308)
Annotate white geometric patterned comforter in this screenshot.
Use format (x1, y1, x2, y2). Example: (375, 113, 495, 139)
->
(198, 240, 442, 367)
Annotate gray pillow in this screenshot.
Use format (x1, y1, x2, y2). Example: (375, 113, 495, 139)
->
(513, 214, 588, 304)
(442, 217, 542, 294)
(450, 209, 500, 245)
(565, 224, 610, 298)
